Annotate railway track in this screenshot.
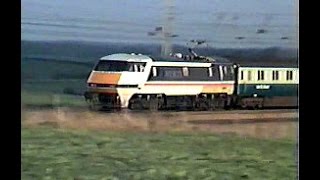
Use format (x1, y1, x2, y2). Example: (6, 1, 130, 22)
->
(24, 105, 297, 116)
(22, 107, 298, 139)
(24, 106, 298, 124)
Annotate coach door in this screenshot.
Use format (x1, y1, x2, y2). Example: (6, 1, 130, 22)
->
(233, 64, 239, 95)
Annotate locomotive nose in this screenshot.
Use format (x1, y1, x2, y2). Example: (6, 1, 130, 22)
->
(87, 72, 121, 85)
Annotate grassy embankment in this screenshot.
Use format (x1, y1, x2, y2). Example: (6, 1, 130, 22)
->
(22, 126, 297, 180)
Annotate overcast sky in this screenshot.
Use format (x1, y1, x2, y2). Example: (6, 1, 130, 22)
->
(21, 0, 298, 48)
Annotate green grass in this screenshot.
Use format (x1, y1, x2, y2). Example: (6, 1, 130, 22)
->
(22, 127, 297, 180)
(21, 91, 86, 107)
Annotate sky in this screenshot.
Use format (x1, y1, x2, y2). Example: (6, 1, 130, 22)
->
(21, 0, 298, 49)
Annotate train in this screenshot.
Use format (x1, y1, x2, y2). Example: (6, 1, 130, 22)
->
(84, 49, 298, 110)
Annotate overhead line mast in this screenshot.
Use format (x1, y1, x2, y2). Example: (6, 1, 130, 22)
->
(162, 0, 174, 56)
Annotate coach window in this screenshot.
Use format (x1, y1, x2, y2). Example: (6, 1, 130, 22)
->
(182, 67, 189, 77)
(257, 70, 264, 81)
(247, 70, 252, 81)
(240, 70, 244, 80)
(286, 70, 293, 80)
(272, 70, 279, 80)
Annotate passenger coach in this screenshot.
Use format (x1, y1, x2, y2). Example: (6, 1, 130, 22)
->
(234, 61, 298, 108)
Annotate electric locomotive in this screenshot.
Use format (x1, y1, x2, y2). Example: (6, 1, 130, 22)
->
(84, 50, 236, 110)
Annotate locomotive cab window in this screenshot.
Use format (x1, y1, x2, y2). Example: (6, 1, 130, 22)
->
(94, 61, 128, 72)
(128, 62, 146, 72)
(139, 65, 145, 72)
(134, 63, 146, 72)
(94, 61, 146, 72)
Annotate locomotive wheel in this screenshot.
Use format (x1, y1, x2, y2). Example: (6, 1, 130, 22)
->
(87, 95, 102, 111)
(149, 97, 159, 111)
(129, 101, 144, 110)
(224, 96, 233, 110)
(254, 103, 263, 110)
(240, 103, 247, 109)
(195, 98, 209, 111)
(214, 98, 224, 110)
(88, 102, 101, 111)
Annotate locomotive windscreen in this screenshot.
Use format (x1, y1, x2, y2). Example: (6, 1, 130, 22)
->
(94, 61, 146, 72)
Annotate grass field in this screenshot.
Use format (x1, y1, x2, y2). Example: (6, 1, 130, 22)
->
(22, 126, 297, 180)
(21, 91, 86, 108)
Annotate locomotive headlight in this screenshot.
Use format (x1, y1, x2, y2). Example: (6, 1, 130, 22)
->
(89, 83, 97, 87)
